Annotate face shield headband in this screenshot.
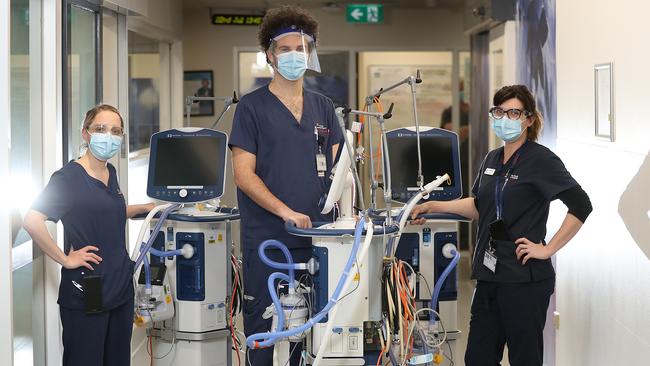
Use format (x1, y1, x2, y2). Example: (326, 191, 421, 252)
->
(269, 28, 321, 74)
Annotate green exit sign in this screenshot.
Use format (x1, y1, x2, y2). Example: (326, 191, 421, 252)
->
(346, 4, 384, 24)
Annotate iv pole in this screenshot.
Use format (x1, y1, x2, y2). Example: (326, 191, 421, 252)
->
(341, 103, 395, 224)
(362, 70, 423, 211)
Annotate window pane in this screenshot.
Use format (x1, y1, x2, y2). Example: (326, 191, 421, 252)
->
(68, 5, 97, 160)
(305, 51, 349, 107)
(10, 1, 35, 362)
(13, 262, 34, 364)
(238, 51, 273, 96)
(128, 31, 161, 152)
(10, 0, 33, 248)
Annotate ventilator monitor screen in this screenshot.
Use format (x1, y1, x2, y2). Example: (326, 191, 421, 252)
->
(386, 127, 462, 202)
(154, 137, 222, 186)
(147, 128, 228, 203)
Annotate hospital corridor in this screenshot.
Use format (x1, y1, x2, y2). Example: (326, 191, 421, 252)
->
(1, 1, 649, 365)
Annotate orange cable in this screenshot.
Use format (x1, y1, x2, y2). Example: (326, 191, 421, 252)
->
(230, 265, 241, 366)
(376, 348, 385, 366)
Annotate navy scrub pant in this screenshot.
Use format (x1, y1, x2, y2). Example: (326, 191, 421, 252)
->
(60, 297, 134, 366)
(243, 247, 312, 366)
(464, 278, 555, 366)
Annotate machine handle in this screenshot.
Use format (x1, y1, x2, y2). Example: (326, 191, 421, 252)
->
(285, 221, 399, 237)
(415, 213, 472, 221)
(367, 209, 471, 222)
(131, 207, 240, 222)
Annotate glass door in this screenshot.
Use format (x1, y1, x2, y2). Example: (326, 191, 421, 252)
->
(10, 0, 45, 364)
(63, 0, 102, 163)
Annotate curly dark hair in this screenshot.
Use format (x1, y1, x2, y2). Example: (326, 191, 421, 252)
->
(258, 5, 319, 53)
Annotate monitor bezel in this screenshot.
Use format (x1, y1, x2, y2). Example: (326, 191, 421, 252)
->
(385, 126, 462, 203)
(147, 128, 228, 203)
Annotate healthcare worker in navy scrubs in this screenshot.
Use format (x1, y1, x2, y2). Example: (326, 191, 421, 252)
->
(229, 6, 342, 365)
(23, 104, 154, 366)
(411, 85, 592, 366)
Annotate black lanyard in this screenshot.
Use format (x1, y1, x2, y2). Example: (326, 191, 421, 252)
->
(494, 142, 526, 219)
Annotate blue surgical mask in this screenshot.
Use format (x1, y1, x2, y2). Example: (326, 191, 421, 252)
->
(491, 117, 524, 142)
(276, 51, 307, 81)
(88, 133, 122, 161)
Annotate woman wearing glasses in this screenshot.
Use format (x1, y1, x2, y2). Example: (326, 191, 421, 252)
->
(411, 85, 592, 366)
(23, 104, 153, 366)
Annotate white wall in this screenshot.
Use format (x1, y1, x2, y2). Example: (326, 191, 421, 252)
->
(128, 0, 182, 41)
(556, 1, 650, 365)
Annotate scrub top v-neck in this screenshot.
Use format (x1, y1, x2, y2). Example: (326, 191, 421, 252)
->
(31, 161, 134, 310)
(229, 84, 343, 250)
(471, 141, 578, 283)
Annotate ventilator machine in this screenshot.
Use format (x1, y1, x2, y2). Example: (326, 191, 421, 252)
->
(246, 70, 469, 366)
(131, 127, 239, 366)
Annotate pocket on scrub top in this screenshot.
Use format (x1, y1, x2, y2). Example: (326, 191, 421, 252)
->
(491, 239, 531, 282)
(491, 240, 518, 261)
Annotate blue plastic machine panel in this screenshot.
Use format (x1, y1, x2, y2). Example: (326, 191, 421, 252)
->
(176, 232, 205, 301)
(385, 127, 462, 203)
(312, 247, 329, 322)
(147, 128, 228, 203)
(434, 232, 458, 301)
(395, 233, 422, 296)
(150, 231, 165, 266)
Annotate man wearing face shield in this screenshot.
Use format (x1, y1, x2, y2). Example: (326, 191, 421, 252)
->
(229, 6, 342, 365)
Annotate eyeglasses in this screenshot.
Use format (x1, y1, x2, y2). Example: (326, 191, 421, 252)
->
(488, 107, 531, 120)
(88, 124, 125, 137)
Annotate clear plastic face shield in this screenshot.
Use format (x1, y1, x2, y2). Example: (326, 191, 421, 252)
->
(269, 30, 321, 78)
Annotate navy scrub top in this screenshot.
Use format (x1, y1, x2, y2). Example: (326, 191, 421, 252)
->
(471, 141, 578, 283)
(229, 84, 343, 250)
(31, 162, 134, 310)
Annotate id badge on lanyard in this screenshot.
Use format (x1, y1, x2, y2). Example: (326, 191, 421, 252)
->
(483, 245, 497, 273)
(315, 124, 329, 178)
(316, 153, 326, 177)
(482, 143, 525, 273)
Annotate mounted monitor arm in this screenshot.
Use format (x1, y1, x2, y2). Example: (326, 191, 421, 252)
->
(363, 70, 425, 201)
(184, 90, 239, 128)
(341, 106, 395, 225)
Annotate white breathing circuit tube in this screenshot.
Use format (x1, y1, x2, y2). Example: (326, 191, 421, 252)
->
(312, 219, 375, 366)
(130, 203, 176, 262)
(391, 174, 450, 257)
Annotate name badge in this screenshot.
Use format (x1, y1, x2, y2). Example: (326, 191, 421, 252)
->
(316, 153, 326, 177)
(483, 250, 497, 273)
(484, 168, 495, 176)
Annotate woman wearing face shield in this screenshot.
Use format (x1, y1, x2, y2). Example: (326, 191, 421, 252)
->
(23, 104, 154, 366)
(411, 85, 592, 366)
(229, 5, 342, 366)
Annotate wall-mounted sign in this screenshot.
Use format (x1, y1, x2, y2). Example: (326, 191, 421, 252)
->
(346, 4, 384, 24)
(211, 14, 263, 26)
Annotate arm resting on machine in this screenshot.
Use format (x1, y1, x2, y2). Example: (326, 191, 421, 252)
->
(232, 146, 312, 228)
(127, 203, 155, 219)
(410, 197, 479, 223)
